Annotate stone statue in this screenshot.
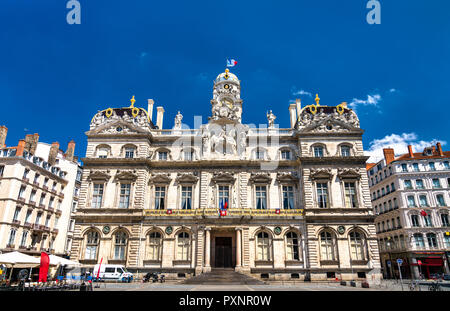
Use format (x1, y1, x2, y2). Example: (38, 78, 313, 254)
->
(174, 111, 183, 129)
(202, 130, 210, 154)
(225, 128, 237, 154)
(267, 110, 276, 128)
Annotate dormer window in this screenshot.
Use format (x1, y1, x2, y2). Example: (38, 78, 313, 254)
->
(281, 150, 291, 160)
(159, 151, 168, 161)
(429, 162, 436, 171)
(125, 148, 135, 159)
(444, 161, 450, 169)
(340, 146, 350, 157)
(313, 146, 324, 157)
(401, 164, 408, 172)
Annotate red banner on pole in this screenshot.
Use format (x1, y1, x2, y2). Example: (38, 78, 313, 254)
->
(38, 252, 50, 283)
(96, 257, 103, 280)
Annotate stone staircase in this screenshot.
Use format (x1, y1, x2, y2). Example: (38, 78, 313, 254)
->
(182, 268, 265, 285)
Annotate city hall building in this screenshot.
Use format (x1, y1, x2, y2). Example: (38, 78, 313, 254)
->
(70, 69, 381, 282)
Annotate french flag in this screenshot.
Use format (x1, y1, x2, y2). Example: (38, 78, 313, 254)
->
(227, 59, 237, 67)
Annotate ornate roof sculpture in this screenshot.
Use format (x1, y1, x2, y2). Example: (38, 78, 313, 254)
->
(89, 96, 156, 132)
(297, 97, 361, 133)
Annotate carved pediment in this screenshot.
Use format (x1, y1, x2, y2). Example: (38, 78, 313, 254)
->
(175, 173, 199, 184)
(298, 107, 362, 133)
(88, 170, 111, 181)
(276, 172, 298, 183)
(337, 168, 361, 179)
(88, 119, 149, 136)
(114, 170, 138, 182)
(149, 173, 172, 184)
(310, 168, 333, 180)
(211, 172, 235, 183)
(249, 172, 272, 184)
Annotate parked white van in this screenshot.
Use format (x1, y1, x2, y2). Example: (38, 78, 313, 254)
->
(93, 264, 133, 282)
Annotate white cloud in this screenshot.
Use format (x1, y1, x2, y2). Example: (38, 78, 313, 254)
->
(364, 132, 446, 163)
(389, 88, 397, 93)
(349, 94, 382, 112)
(292, 89, 313, 97)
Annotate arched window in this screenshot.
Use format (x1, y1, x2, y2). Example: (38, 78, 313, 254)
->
(95, 145, 111, 158)
(85, 230, 99, 260)
(147, 231, 162, 261)
(122, 144, 137, 159)
(349, 230, 366, 260)
(256, 231, 271, 261)
(286, 232, 300, 261)
(319, 231, 336, 261)
(113, 231, 128, 260)
(177, 232, 190, 260)
(426, 233, 438, 248)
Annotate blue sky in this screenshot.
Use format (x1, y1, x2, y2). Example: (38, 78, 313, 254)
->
(1, 1, 449, 162)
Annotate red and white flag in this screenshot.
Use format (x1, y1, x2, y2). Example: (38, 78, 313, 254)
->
(420, 210, 427, 217)
(227, 59, 237, 67)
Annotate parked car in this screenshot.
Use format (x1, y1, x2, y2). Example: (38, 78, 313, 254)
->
(93, 264, 133, 283)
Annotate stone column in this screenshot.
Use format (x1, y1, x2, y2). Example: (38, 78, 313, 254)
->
(235, 228, 242, 271)
(203, 228, 211, 272)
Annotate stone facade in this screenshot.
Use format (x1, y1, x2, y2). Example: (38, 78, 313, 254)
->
(70, 69, 381, 283)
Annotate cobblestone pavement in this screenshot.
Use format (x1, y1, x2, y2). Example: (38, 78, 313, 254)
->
(90, 280, 450, 291)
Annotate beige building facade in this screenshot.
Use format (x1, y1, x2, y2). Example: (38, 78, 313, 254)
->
(70, 69, 381, 283)
(0, 128, 82, 257)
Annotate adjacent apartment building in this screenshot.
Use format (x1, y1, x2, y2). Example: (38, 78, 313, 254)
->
(367, 144, 450, 279)
(0, 126, 82, 257)
(70, 68, 381, 283)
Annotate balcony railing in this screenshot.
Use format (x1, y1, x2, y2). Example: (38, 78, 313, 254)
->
(24, 222, 32, 228)
(143, 208, 305, 217)
(11, 220, 20, 225)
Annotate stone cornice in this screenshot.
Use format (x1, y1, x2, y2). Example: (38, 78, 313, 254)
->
(300, 156, 369, 165)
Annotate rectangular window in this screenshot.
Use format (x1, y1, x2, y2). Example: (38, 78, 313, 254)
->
(39, 194, 45, 206)
(411, 215, 420, 227)
(33, 174, 40, 184)
(404, 180, 413, 189)
(49, 197, 54, 208)
(341, 146, 351, 157)
(125, 148, 135, 159)
(401, 164, 408, 172)
(427, 234, 437, 248)
(429, 162, 436, 171)
(255, 186, 267, 210)
(18, 186, 26, 199)
(92, 184, 104, 208)
(414, 234, 425, 247)
(316, 183, 329, 208)
(432, 179, 441, 189)
(344, 182, 357, 208)
(444, 161, 450, 169)
(419, 195, 428, 207)
(282, 186, 295, 209)
(416, 179, 424, 189)
(281, 150, 291, 160)
(23, 168, 30, 179)
(119, 184, 131, 208)
(35, 212, 42, 225)
(29, 190, 36, 203)
(423, 214, 433, 227)
(181, 186, 192, 210)
(313, 146, 324, 157)
(444, 235, 450, 248)
(45, 216, 50, 227)
(98, 148, 108, 158)
(20, 231, 28, 247)
(441, 214, 449, 227)
(436, 194, 446, 207)
(8, 229, 16, 246)
(13, 207, 21, 221)
(0, 165, 4, 177)
(255, 150, 265, 160)
(407, 196, 416, 207)
(218, 185, 230, 208)
(413, 163, 419, 172)
(25, 210, 32, 223)
(158, 152, 168, 160)
(154, 186, 165, 209)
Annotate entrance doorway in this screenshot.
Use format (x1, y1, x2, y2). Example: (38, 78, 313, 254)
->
(215, 237, 233, 268)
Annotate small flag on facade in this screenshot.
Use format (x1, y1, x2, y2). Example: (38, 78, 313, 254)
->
(420, 210, 427, 217)
(220, 209, 227, 216)
(275, 209, 280, 214)
(167, 209, 172, 215)
(227, 59, 237, 67)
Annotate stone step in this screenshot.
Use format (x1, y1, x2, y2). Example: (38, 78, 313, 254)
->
(182, 268, 265, 285)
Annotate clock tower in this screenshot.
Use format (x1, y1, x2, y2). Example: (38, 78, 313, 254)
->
(210, 68, 243, 123)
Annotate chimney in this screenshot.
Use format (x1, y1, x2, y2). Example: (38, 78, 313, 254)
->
(383, 148, 395, 165)
(16, 139, 26, 157)
(289, 104, 297, 128)
(48, 142, 60, 166)
(407, 145, 414, 158)
(65, 140, 76, 161)
(0, 125, 7, 148)
(432, 146, 436, 154)
(24, 133, 39, 155)
(147, 99, 154, 122)
(156, 106, 165, 129)
(295, 99, 301, 119)
(437, 142, 444, 156)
